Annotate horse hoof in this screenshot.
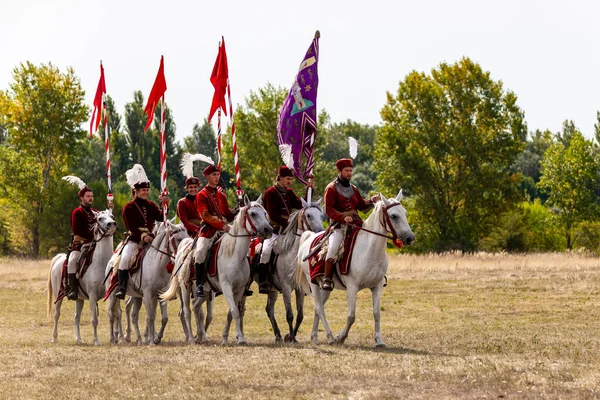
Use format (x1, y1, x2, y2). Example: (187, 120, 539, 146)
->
(284, 334, 293, 343)
(94, 340, 101, 346)
(275, 335, 282, 343)
(76, 339, 83, 345)
(237, 339, 247, 346)
(375, 342, 386, 349)
(51, 338, 57, 344)
(154, 338, 161, 345)
(221, 340, 228, 346)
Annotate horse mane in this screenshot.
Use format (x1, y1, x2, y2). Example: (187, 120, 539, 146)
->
(277, 209, 301, 250)
(363, 198, 401, 232)
(219, 206, 247, 258)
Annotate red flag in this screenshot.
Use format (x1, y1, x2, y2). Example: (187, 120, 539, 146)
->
(144, 56, 167, 132)
(90, 62, 106, 138)
(208, 37, 229, 122)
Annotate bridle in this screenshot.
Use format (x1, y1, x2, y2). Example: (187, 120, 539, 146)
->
(293, 205, 321, 237)
(225, 204, 263, 238)
(348, 202, 404, 243)
(92, 213, 116, 244)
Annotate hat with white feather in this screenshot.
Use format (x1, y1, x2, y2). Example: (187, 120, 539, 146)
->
(180, 153, 215, 186)
(62, 175, 93, 197)
(125, 164, 150, 190)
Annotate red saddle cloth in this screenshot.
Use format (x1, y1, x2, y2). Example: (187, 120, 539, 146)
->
(208, 239, 223, 277)
(103, 245, 154, 300)
(308, 226, 361, 284)
(55, 246, 97, 303)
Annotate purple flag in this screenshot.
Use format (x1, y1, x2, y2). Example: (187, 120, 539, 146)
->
(277, 31, 320, 184)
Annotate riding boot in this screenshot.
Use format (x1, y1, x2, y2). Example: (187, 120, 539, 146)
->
(115, 269, 129, 300)
(322, 258, 335, 291)
(195, 262, 206, 298)
(66, 273, 78, 300)
(257, 263, 270, 294)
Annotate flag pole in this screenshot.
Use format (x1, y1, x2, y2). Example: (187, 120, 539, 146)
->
(160, 94, 168, 224)
(104, 93, 113, 204)
(217, 108, 222, 171)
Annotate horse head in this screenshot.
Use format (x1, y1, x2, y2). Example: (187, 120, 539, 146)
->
(379, 190, 415, 246)
(153, 220, 190, 253)
(94, 209, 117, 238)
(300, 197, 325, 233)
(241, 194, 273, 239)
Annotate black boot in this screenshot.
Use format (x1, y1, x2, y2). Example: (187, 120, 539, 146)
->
(115, 269, 128, 300)
(322, 258, 335, 291)
(195, 262, 206, 298)
(257, 263, 270, 294)
(66, 273, 78, 300)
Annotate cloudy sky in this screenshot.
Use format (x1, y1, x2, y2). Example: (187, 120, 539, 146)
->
(1, 0, 599, 142)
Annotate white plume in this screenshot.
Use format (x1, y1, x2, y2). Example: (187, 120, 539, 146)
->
(62, 175, 87, 190)
(348, 137, 359, 159)
(125, 164, 149, 189)
(180, 152, 214, 178)
(279, 144, 294, 169)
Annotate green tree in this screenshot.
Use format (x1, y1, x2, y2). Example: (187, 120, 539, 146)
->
(153, 102, 183, 200)
(0, 62, 88, 257)
(182, 119, 218, 162)
(538, 132, 600, 249)
(511, 129, 553, 201)
(376, 57, 527, 251)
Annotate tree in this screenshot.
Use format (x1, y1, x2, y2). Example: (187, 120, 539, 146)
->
(182, 119, 218, 162)
(511, 129, 553, 200)
(595, 111, 600, 146)
(375, 57, 527, 251)
(153, 101, 183, 200)
(538, 132, 600, 249)
(0, 62, 88, 257)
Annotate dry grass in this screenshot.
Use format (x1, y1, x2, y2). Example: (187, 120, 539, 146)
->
(1, 253, 600, 399)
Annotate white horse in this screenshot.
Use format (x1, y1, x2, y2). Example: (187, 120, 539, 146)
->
(106, 221, 188, 345)
(47, 210, 117, 345)
(296, 191, 415, 347)
(261, 198, 324, 343)
(162, 195, 273, 345)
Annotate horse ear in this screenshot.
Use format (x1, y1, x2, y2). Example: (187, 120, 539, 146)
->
(312, 197, 322, 207)
(380, 193, 390, 206)
(395, 189, 403, 202)
(255, 195, 263, 206)
(243, 194, 251, 208)
(301, 197, 308, 208)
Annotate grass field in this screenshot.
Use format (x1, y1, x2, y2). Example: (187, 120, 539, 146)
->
(1, 252, 599, 399)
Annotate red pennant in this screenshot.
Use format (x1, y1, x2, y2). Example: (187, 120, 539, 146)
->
(144, 56, 167, 132)
(208, 37, 229, 122)
(89, 62, 106, 138)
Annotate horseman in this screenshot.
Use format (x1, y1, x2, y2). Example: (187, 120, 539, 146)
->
(63, 176, 113, 300)
(322, 158, 378, 291)
(193, 164, 235, 298)
(177, 176, 202, 237)
(258, 166, 314, 293)
(116, 164, 170, 300)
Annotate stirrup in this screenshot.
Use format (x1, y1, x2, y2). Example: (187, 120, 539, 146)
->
(195, 284, 206, 298)
(258, 282, 270, 294)
(322, 278, 334, 291)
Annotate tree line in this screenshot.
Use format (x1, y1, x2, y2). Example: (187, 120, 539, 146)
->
(1, 58, 600, 257)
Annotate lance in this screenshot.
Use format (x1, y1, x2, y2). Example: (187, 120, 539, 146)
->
(227, 78, 244, 203)
(103, 96, 113, 205)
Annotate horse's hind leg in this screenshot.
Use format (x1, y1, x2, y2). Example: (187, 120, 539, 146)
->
(52, 298, 62, 344)
(222, 309, 233, 345)
(265, 291, 282, 343)
(371, 284, 385, 348)
(335, 286, 358, 345)
(205, 296, 213, 332)
(131, 298, 143, 345)
(89, 297, 100, 346)
(124, 296, 134, 343)
(312, 284, 334, 345)
(293, 287, 304, 339)
(156, 300, 168, 344)
(143, 295, 158, 346)
(282, 287, 296, 343)
(74, 299, 84, 344)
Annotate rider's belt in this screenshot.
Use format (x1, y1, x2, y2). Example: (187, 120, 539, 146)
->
(342, 210, 359, 218)
(73, 235, 90, 244)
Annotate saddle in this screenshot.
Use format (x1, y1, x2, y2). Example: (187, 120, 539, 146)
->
(308, 225, 360, 285)
(56, 243, 97, 303)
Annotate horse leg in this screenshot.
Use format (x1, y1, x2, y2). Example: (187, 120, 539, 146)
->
(335, 286, 359, 345)
(131, 298, 143, 345)
(311, 284, 334, 344)
(205, 296, 213, 332)
(178, 296, 189, 341)
(107, 297, 116, 344)
(265, 291, 282, 343)
(222, 309, 232, 345)
(156, 300, 168, 344)
(239, 295, 247, 339)
(52, 298, 62, 344)
(282, 287, 296, 343)
(89, 297, 100, 346)
(293, 287, 304, 339)
(143, 295, 158, 346)
(124, 296, 134, 343)
(74, 299, 84, 344)
(371, 285, 386, 348)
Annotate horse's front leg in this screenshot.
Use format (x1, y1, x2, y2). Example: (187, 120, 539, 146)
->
(265, 290, 282, 343)
(124, 296, 134, 343)
(221, 285, 245, 345)
(193, 296, 209, 344)
(371, 284, 385, 348)
(74, 299, 85, 344)
(143, 295, 158, 346)
(89, 297, 100, 346)
(281, 286, 297, 343)
(335, 286, 358, 345)
(107, 296, 117, 344)
(156, 300, 168, 344)
(293, 286, 305, 339)
(131, 298, 143, 345)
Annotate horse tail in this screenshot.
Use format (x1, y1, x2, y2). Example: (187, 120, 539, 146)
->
(294, 255, 311, 296)
(161, 240, 191, 301)
(160, 274, 179, 301)
(47, 255, 61, 318)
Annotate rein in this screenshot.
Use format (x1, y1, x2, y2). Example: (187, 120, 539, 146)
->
(347, 203, 403, 242)
(224, 206, 260, 238)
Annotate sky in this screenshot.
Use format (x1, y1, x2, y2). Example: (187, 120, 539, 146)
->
(1, 0, 599, 143)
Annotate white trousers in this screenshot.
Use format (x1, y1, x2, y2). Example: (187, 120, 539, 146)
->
(118, 241, 139, 271)
(67, 250, 81, 274)
(259, 233, 279, 264)
(193, 237, 214, 265)
(325, 228, 345, 260)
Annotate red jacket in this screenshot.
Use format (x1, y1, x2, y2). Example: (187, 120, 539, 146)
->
(123, 198, 164, 243)
(263, 184, 304, 233)
(195, 185, 234, 238)
(177, 194, 201, 237)
(70, 205, 97, 249)
(324, 178, 373, 226)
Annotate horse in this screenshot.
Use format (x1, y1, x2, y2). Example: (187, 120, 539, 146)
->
(296, 191, 415, 347)
(105, 220, 188, 345)
(260, 198, 324, 343)
(47, 210, 117, 345)
(162, 195, 273, 345)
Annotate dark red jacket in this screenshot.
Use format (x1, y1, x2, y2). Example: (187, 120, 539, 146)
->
(263, 184, 304, 233)
(195, 185, 234, 238)
(324, 179, 373, 226)
(123, 197, 164, 243)
(70, 205, 97, 244)
(177, 194, 201, 237)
